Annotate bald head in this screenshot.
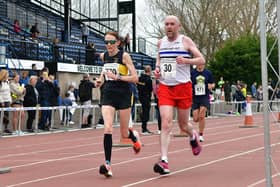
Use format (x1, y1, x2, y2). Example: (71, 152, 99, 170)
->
(164, 15, 181, 40)
(165, 15, 180, 25)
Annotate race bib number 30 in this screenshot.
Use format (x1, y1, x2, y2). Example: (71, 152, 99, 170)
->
(161, 58, 176, 79)
(194, 83, 206, 96)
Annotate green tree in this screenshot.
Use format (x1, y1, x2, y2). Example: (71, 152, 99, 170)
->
(209, 34, 278, 85)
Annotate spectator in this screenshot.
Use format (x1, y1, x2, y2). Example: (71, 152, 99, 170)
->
(124, 33, 130, 52)
(24, 24, 31, 38)
(251, 82, 257, 99)
(23, 75, 38, 133)
(85, 42, 96, 65)
(10, 72, 26, 135)
(48, 74, 60, 127)
(19, 71, 30, 86)
(81, 24, 89, 45)
(30, 23, 40, 39)
(29, 63, 38, 76)
(256, 85, 263, 112)
(78, 73, 96, 128)
(67, 84, 77, 124)
(52, 38, 61, 62)
(235, 85, 245, 115)
(36, 68, 52, 131)
(137, 65, 153, 135)
(62, 92, 73, 125)
(118, 36, 125, 51)
(13, 19, 21, 34)
(224, 80, 231, 103)
(0, 69, 12, 134)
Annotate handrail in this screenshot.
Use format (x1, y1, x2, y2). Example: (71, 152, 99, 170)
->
(30, 0, 116, 36)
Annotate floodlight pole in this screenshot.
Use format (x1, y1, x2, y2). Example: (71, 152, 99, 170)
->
(259, 0, 273, 186)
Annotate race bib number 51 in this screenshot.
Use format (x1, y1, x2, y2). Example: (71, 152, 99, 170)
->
(194, 83, 206, 96)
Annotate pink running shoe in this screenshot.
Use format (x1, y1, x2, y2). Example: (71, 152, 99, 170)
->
(99, 164, 113, 177)
(190, 130, 202, 156)
(153, 160, 170, 175)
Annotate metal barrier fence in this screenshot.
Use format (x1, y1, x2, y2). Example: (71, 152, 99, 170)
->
(1, 100, 279, 137)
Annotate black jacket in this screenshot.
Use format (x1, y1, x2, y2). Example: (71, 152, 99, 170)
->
(23, 84, 38, 107)
(79, 80, 95, 102)
(137, 74, 152, 100)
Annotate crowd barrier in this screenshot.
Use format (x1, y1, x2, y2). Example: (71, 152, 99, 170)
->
(1, 99, 279, 137)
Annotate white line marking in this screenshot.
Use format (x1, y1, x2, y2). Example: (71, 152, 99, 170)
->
(6, 129, 280, 186)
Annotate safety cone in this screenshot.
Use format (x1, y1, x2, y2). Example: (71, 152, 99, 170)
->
(239, 95, 258, 128)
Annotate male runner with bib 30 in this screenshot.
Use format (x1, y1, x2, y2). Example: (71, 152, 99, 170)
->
(153, 15, 205, 175)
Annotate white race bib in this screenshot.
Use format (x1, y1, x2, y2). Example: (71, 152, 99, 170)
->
(103, 63, 119, 81)
(160, 58, 176, 80)
(194, 83, 206, 96)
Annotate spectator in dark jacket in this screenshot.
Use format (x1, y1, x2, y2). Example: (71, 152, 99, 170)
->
(30, 23, 40, 39)
(78, 73, 96, 127)
(137, 65, 153, 134)
(23, 76, 38, 132)
(85, 42, 97, 65)
(36, 69, 52, 130)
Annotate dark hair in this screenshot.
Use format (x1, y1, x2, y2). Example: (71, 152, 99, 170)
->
(65, 92, 70, 97)
(105, 31, 120, 40)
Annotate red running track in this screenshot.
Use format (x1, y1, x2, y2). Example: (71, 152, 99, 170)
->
(1, 113, 280, 187)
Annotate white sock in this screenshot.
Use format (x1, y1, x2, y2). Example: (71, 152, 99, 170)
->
(161, 156, 168, 163)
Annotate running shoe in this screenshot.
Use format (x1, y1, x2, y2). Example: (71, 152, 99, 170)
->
(190, 130, 202, 156)
(99, 164, 113, 177)
(199, 135, 204, 142)
(153, 160, 170, 175)
(129, 129, 142, 154)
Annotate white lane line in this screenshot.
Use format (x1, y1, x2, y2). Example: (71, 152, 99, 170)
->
(7, 129, 280, 169)
(122, 143, 280, 187)
(247, 173, 280, 186)
(1, 123, 253, 160)
(6, 129, 280, 186)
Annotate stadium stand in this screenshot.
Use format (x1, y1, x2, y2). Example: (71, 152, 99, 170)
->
(0, 0, 155, 68)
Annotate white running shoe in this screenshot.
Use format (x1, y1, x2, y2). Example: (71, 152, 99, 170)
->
(199, 136, 204, 142)
(69, 121, 75, 125)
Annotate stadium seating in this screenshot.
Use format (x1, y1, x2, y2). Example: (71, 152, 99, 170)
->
(0, 0, 155, 69)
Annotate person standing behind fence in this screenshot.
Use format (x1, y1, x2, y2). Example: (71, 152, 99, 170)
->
(67, 84, 77, 124)
(124, 33, 130, 52)
(36, 68, 52, 131)
(23, 76, 38, 133)
(30, 23, 40, 39)
(81, 24, 89, 45)
(62, 92, 73, 124)
(10, 72, 26, 135)
(0, 70, 12, 134)
(256, 85, 263, 112)
(137, 65, 153, 135)
(153, 15, 204, 175)
(191, 64, 215, 142)
(13, 19, 21, 34)
(85, 42, 96, 65)
(95, 31, 141, 177)
(78, 73, 96, 128)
